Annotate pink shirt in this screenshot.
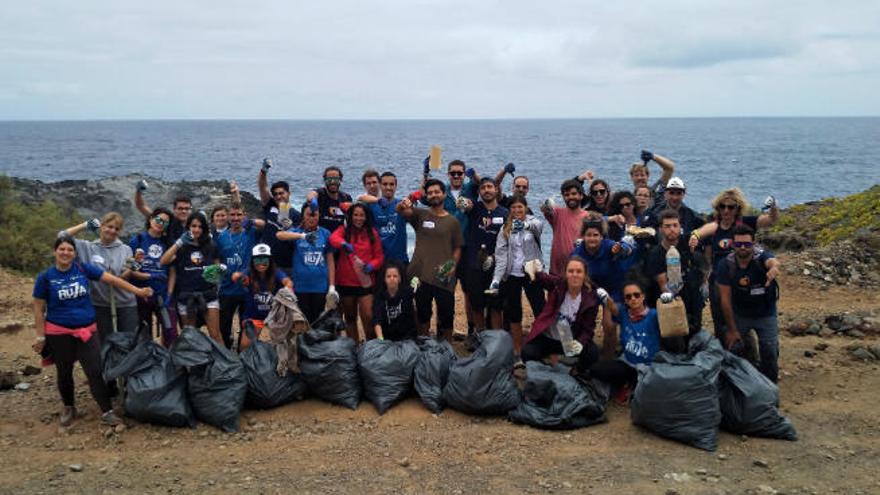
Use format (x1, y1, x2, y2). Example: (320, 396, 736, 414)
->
(547, 206, 587, 276)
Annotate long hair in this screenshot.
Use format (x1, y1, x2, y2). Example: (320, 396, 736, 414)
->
(375, 259, 406, 296)
(608, 190, 636, 216)
(344, 203, 376, 244)
(248, 255, 279, 294)
(185, 212, 212, 248)
(565, 255, 594, 291)
(710, 187, 750, 219)
(501, 194, 529, 239)
(143, 207, 173, 246)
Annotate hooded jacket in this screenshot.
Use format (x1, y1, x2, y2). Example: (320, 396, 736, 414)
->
(73, 238, 136, 308)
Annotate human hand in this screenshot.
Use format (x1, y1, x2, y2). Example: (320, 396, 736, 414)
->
(485, 280, 500, 295)
(309, 197, 319, 213)
(32, 337, 45, 354)
(229, 180, 239, 195)
(724, 330, 742, 350)
(659, 292, 674, 304)
(86, 218, 101, 234)
(512, 219, 524, 232)
(611, 242, 622, 255)
(261, 158, 272, 174)
(689, 233, 700, 252)
(762, 195, 777, 211)
(765, 265, 780, 286)
(423, 156, 431, 176)
(175, 231, 194, 248)
(136, 179, 148, 192)
(504, 162, 516, 175)
(363, 262, 375, 274)
(641, 150, 654, 164)
(481, 255, 494, 272)
(465, 168, 476, 179)
(305, 231, 317, 244)
(139, 287, 154, 299)
(569, 340, 583, 356)
(342, 242, 354, 253)
(596, 288, 609, 305)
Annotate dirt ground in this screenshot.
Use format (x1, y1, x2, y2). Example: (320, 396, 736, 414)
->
(1, 260, 878, 495)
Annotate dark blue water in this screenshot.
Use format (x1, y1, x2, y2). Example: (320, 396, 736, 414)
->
(1, 118, 877, 211)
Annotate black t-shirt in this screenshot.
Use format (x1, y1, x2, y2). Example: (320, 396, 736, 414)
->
(464, 203, 509, 268)
(261, 201, 302, 269)
(174, 243, 217, 294)
(645, 203, 705, 238)
(167, 220, 186, 244)
(643, 236, 702, 306)
(707, 216, 759, 269)
(315, 188, 352, 233)
(715, 250, 777, 318)
(371, 288, 417, 341)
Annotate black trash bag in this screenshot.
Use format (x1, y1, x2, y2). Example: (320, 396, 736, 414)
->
(357, 339, 420, 414)
(101, 330, 139, 382)
(509, 361, 610, 430)
(631, 330, 724, 451)
(310, 309, 346, 334)
(239, 322, 307, 410)
(297, 329, 361, 409)
(414, 337, 457, 414)
(170, 328, 247, 432)
(442, 330, 521, 415)
(105, 340, 195, 427)
(719, 352, 797, 440)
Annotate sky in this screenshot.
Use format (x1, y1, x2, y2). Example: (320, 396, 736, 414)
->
(1, 1, 878, 120)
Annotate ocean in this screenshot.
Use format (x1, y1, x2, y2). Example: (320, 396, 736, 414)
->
(1, 118, 878, 212)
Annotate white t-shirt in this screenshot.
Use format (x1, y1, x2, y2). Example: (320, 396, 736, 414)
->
(548, 292, 581, 341)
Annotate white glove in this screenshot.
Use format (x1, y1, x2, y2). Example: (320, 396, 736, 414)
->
(763, 195, 777, 210)
(621, 235, 635, 246)
(660, 292, 674, 304)
(481, 255, 494, 272)
(542, 197, 555, 210)
(574, 238, 584, 249)
(410, 276, 420, 292)
(326, 285, 340, 309)
(596, 288, 609, 305)
(568, 340, 583, 356)
(86, 218, 101, 233)
(485, 280, 500, 295)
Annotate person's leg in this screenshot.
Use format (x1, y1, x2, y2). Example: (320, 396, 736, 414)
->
(91, 306, 119, 395)
(205, 305, 222, 344)
(137, 298, 154, 337)
(750, 314, 780, 383)
(414, 284, 434, 337)
(161, 303, 179, 347)
(590, 359, 637, 388)
(708, 278, 726, 338)
(218, 295, 238, 348)
(177, 302, 196, 327)
(467, 272, 487, 330)
(523, 278, 546, 321)
(521, 334, 563, 362)
(47, 335, 77, 407)
(503, 277, 525, 354)
(115, 306, 140, 334)
(358, 294, 375, 340)
(75, 335, 113, 412)
(681, 283, 704, 334)
(435, 286, 455, 341)
(340, 295, 360, 341)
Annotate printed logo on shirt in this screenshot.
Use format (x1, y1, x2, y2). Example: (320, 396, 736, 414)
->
(190, 251, 204, 266)
(225, 253, 243, 268)
(738, 275, 750, 287)
(56, 281, 88, 301)
(254, 292, 273, 312)
(91, 254, 106, 266)
(624, 338, 650, 359)
(718, 238, 732, 250)
(380, 222, 397, 236)
(270, 207, 279, 215)
(148, 244, 164, 259)
(386, 300, 402, 321)
(330, 207, 344, 217)
(303, 251, 324, 266)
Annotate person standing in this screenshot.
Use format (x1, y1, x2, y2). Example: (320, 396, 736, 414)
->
(307, 166, 353, 233)
(397, 179, 464, 340)
(134, 179, 192, 241)
(628, 150, 675, 196)
(358, 171, 410, 265)
(645, 177, 704, 238)
(32, 236, 151, 427)
(128, 207, 177, 346)
(716, 225, 782, 382)
(257, 159, 300, 275)
(541, 179, 589, 276)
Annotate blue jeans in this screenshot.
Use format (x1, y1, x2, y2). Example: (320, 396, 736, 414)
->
(734, 313, 779, 383)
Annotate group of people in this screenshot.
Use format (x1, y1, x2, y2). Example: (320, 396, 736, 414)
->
(32, 151, 784, 426)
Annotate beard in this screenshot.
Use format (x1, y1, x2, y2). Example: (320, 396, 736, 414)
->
(428, 197, 444, 207)
(565, 198, 580, 209)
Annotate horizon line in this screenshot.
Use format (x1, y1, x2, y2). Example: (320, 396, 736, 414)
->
(1, 115, 879, 123)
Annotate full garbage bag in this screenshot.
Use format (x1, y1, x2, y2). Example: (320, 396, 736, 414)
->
(509, 361, 610, 430)
(171, 328, 247, 432)
(631, 330, 724, 451)
(297, 329, 361, 409)
(357, 339, 420, 414)
(442, 330, 521, 415)
(101, 329, 139, 381)
(414, 337, 457, 413)
(240, 322, 307, 409)
(105, 340, 194, 427)
(719, 352, 797, 440)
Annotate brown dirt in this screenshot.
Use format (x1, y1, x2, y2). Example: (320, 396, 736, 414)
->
(1, 259, 879, 495)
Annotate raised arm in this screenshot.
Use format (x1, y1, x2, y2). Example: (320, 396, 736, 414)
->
(229, 180, 242, 205)
(257, 164, 271, 206)
(650, 152, 675, 185)
(756, 196, 780, 229)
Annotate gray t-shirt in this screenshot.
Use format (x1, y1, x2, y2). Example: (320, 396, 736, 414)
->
(74, 238, 136, 308)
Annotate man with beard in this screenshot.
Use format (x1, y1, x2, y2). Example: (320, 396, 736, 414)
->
(458, 178, 509, 331)
(357, 171, 409, 265)
(306, 166, 353, 233)
(716, 224, 782, 383)
(541, 179, 589, 276)
(257, 159, 301, 274)
(397, 179, 463, 340)
(645, 177, 704, 238)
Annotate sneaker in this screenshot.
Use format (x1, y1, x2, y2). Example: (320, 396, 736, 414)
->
(100, 410, 124, 427)
(60, 406, 77, 427)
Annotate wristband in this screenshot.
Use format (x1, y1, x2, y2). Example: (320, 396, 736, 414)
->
(690, 231, 701, 241)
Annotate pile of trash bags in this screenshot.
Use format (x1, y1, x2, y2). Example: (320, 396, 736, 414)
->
(297, 328, 362, 410)
(442, 330, 521, 415)
(101, 329, 139, 380)
(414, 337, 457, 413)
(239, 322, 307, 409)
(509, 361, 609, 430)
(357, 339, 420, 414)
(631, 331, 796, 451)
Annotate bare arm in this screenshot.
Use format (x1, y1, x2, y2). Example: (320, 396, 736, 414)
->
(134, 190, 152, 218)
(756, 207, 779, 228)
(160, 243, 179, 266)
(61, 222, 88, 237)
(229, 180, 241, 205)
(258, 168, 271, 205)
(651, 153, 675, 185)
(357, 193, 380, 204)
(493, 166, 507, 187)
(717, 283, 739, 346)
(396, 197, 414, 218)
(276, 231, 306, 241)
(327, 252, 336, 287)
(99, 271, 151, 298)
(655, 272, 669, 293)
(167, 267, 177, 298)
(33, 299, 46, 339)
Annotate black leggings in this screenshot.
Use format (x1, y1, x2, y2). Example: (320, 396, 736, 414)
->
(590, 359, 638, 388)
(501, 275, 545, 323)
(45, 333, 112, 412)
(415, 283, 455, 338)
(219, 294, 247, 349)
(522, 333, 600, 367)
(296, 292, 327, 324)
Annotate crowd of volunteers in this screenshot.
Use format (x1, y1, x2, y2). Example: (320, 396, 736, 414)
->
(32, 151, 784, 427)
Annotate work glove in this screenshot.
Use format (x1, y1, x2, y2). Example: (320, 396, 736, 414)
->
(542, 197, 555, 210)
(136, 179, 148, 192)
(640, 150, 654, 163)
(762, 195, 777, 211)
(342, 242, 354, 253)
(305, 231, 318, 244)
(326, 285, 340, 308)
(309, 197, 319, 213)
(363, 262, 376, 274)
(422, 156, 431, 176)
(86, 218, 101, 234)
(465, 168, 476, 179)
(523, 259, 543, 281)
(596, 288, 609, 305)
(504, 162, 516, 176)
(484, 280, 500, 295)
(410, 276, 421, 292)
(261, 158, 272, 174)
(175, 231, 195, 248)
(569, 340, 583, 356)
(481, 255, 494, 272)
(512, 219, 525, 232)
(660, 292, 674, 304)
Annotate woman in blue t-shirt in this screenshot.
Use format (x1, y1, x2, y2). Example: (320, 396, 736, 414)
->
(160, 212, 223, 344)
(128, 207, 176, 346)
(230, 243, 292, 350)
(276, 202, 337, 324)
(32, 236, 152, 427)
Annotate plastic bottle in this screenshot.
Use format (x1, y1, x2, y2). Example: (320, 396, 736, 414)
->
(556, 317, 578, 357)
(278, 201, 290, 223)
(666, 245, 683, 295)
(436, 259, 455, 284)
(350, 254, 373, 288)
(429, 145, 442, 170)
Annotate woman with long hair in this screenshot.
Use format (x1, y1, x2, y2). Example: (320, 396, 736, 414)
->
(489, 194, 544, 358)
(128, 207, 177, 346)
(605, 190, 639, 242)
(329, 203, 384, 341)
(160, 212, 223, 343)
(32, 236, 152, 427)
(585, 179, 611, 214)
(230, 243, 292, 350)
(372, 260, 417, 341)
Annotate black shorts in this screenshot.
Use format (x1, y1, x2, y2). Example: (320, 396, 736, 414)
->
(337, 285, 372, 297)
(464, 268, 501, 311)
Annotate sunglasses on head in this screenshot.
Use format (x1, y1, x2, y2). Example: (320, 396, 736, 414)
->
(591, 189, 607, 196)
(152, 216, 170, 227)
(718, 203, 738, 211)
(733, 241, 753, 249)
(624, 292, 643, 300)
(253, 256, 270, 265)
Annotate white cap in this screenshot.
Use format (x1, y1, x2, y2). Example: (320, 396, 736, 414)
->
(666, 177, 686, 191)
(252, 243, 272, 257)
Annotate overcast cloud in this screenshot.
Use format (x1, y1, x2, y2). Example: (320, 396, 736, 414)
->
(1, 0, 878, 119)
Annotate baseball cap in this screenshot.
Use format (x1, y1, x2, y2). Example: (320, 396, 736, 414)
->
(252, 243, 272, 257)
(666, 177, 686, 191)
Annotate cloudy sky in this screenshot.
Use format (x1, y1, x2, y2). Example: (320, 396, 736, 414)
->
(1, 1, 878, 119)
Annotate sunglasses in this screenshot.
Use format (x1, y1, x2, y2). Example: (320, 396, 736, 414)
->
(624, 292, 643, 300)
(591, 189, 607, 196)
(733, 241, 753, 249)
(152, 216, 170, 227)
(619, 202, 633, 208)
(448, 171, 464, 177)
(718, 203, 738, 211)
(253, 256, 270, 265)
(324, 176, 341, 183)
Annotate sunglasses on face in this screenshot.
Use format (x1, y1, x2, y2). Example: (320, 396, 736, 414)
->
(718, 203, 738, 211)
(591, 189, 607, 196)
(324, 176, 341, 183)
(448, 171, 464, 177)
(152, 216, 170, 227)
(619, 202, 633, 208)
(624, 292, 643, 300)
(253, 256, 270, 265)
(733, 241, 753, 249)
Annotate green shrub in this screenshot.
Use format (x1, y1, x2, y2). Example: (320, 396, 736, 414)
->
(0, 176, 83, 274)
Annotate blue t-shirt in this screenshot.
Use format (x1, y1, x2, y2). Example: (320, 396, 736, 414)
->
(242, 268, 288, 321)
(464, 202, 508, 268)
(715, 250, 777, 318)
(174, 243, 217, 294)
(572, 239, 638, 303)
(615, 309, 661, 366)
(216, 225, 260, 297)
(128, 231, 169, 296)
(289, 227, 334, 293)
(369, 199, 409, 263)
(33, 263, 105, 328)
